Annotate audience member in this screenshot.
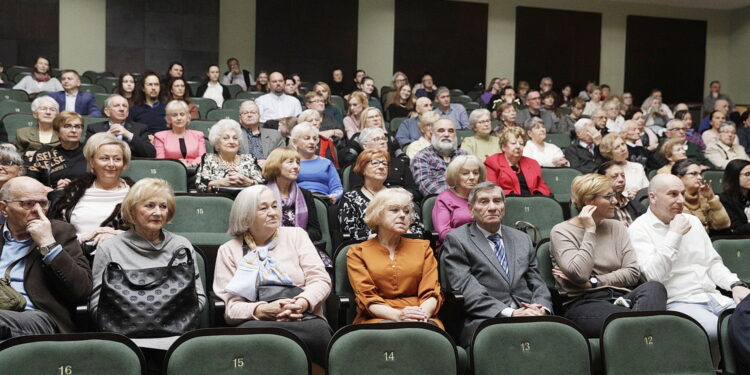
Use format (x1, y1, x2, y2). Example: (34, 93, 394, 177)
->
(737, 111, 750, 151)
(360, 76, 381, 110)
(296, 109, 340, 168)
(705, 123, 749, 169)
(479, 77, 502, 107)
(383, 71, 409, 110)
(12, 56, 62, 97)
(221, 57, 254, 92)
(673, 110, 705, 151)
(461, 109, 501, 160)
(411, 118, 468, 196)
(433, 87, 469, 129)
(14, 96, 60, 159)
(195, 119, 264, 193)
(405, 111, 439, 160)
(344, 91, 368, 139)
(496, 102, 520, 133)
(0, 177, 91, 338)
(284, 77, 304, 106)
(516, 90, 554, 131)
(196, 64, 230, 108)
(656, 137, 688, 174)
(485, 126, 550, 196)
(702, 80, 734, 115)
(596, 161, 647, 226)
(699, 99, 739, 134)
(153, 100, 206, 168)
(48, 70, 101, 117)
(86, 94, 156, 158)
(116, 72, 136, 106)
(255, 72, 302, 122)
(27, 111, 87, 189)
(599, 133, 648, 195)
(386, 84, 415, 121)
(414, 73, 436, 100)
(441, 182, 552, 347)
(702, 110, 729, 148)
(670, 159, 730, 234)
(729, 298, 750, 375)
(161, 61, 191, 96)
(0, 146, 24, 196)
(433, 155, 485, 244)
(314, 82, 344, 125)
(619, 120, 653, 168)
(291, 123, 343, 204)
(654, 119, 712, 169)
(540, 91, 561, 130)
(522, 116, 568, 167)
(166, 77, 199, 120)
(603, 99, 624, 133)
(213, 185, 332, 369)
(395, 97, 433, 146)
(565, 118, 605, 174)
(329, 68, 346, 97)
(582, 87, 602, 117)
(253, 70, 269, 92)
(554, 97, 584, 135)
(304, 92, 344, 140)
(237, 101, 284, 165)
(347, 188, 441, 327)
(128, 71, 167, 135)
(719, 159, 750, 235)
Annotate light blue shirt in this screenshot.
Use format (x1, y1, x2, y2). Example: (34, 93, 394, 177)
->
(0, 225, 63, 310)
(435, 103, 469, 129)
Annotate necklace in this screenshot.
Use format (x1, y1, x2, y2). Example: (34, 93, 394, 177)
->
(218, 154, 240, 168)
(362, 185, 379, 198)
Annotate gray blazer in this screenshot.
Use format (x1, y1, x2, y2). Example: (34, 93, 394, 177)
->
(242, 127, 285, 158)
(441, 222, 552, 346)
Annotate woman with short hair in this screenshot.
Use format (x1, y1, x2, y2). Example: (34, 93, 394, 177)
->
(14, 96, 60, 159)
(291, 122, 343, 204)
(522, 116, 568, 167)
(705, 123, 749, 170)
(656, 138, 688, 175)
(461, 109, 501, 160)
(13, 56, 62, 97)
(153, 100, 206, 168)
(598, 133, 649, 194)
(485, 127, 550, 196)
(166, 77, 199, 120)
(195, 119, 263, 193)
(433, 155, 485, 244)
(27, 111, 88, 189)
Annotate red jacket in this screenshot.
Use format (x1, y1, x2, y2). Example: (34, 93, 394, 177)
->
(319, 136, 339, 168)
(484, 153, 551, 196)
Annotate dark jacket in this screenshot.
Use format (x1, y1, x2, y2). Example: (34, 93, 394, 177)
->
(195, 83, 231, 101)
(349, 156, 422, 202)
(85, 121, 156, 158)
(719, 193, 750, 234)
(564, 139, 606, 174)
(48, 91, 102, 117)
(26, 143, 88, 188)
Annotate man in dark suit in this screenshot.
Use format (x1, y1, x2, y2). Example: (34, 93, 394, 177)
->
(238, 100, 284, 167)
(86, 94, 156, 158)
(565, 118, 606, 174)
(48, 70, 102, 117)
(441, 181, 552, 346)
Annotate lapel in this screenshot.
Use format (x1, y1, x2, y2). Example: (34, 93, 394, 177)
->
(469, 223, 509, 283)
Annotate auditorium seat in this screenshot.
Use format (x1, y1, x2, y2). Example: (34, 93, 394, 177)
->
(188, 97, 218, 119)
(389, 116, 407, 133)
(0, 100, 31, 119)
(333, 241, 359, 328)
(330, 95, 346, 115)
(79, 83, 108, 95)
(205, 108, 239, 121)
(225, 84, 243, 99)
(1, 113, 35, 142)
(164, 327, 310, 375)
(545, 133, 572, 150)
(503, 196, 564, 243)
(235, 91, 264, 101)
(701, 169, 724, 194)
(713, 238, 750, 280)
(471, 316, 591, 375)
(189, 119, 217, 142)
(123, 158, 189, 193)
(164, 194, 233, 246)
(718, 308, 737, 375)
(450, 89, 464, 97)
(94, 93, 110, 110)
(314, 197, 334, 257)
(0, 88, 29, 102)
(221, 98, 247, 110)
(0, 332, 145, 375)
(96, 77, 119, 93)
(452, 95, 472, 104)
(541, 167, 581, 206)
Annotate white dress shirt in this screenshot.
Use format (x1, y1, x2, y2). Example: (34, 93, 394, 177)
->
(255, 93, 303, 123)
(65, 91, 78, 112)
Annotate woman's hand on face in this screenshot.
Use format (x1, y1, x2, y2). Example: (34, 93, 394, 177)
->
(56, 178, 71, 189)
(578, 205, 598, 231)
(699, 180, 715, 199)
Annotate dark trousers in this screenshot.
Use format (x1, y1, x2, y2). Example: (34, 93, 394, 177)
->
(563, 281, 667, 338)
(729, 297, 750, 375)
(0, 309, 57, 339)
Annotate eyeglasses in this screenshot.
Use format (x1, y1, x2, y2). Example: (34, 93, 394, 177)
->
(668, 127, 687, 132)
(369, 160, 388, 167)
(369, 136, 388, 143)
(307, 99, 324, 104)
(37, 106, 57, 113)
(4, 200, 49, 210)
(597, 193, 617, 201)
(0, 160, 21, 168)
(62, 123, 83, 130)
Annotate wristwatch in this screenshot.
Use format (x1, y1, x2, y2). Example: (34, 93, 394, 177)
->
(589, 276, 599, 288)
(730, 280, 748, 289)
(39, 242, 59, 256)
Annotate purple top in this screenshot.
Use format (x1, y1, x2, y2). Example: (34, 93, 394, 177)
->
(433, 189, 474, 242)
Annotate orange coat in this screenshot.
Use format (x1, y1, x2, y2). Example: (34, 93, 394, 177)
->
(347, 237, 444, 328)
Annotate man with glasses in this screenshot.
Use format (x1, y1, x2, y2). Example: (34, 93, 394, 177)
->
(411, 118, 468, 195)
(654, 119, 713, 169)
(516, 89, 555, 132)
(86, 94, 155, 158)
(255, 72, 302, 122)
(237, 100, 283, 166)
(48, 70, 101, 117)
(0, 176, 91, 338)
(597, 161, 647, 227)
(705, 123, 750, 170)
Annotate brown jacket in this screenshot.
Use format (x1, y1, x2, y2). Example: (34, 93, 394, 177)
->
(0, 220, 92, 333)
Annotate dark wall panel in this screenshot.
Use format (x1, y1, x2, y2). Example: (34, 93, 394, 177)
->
(514, 6, 601, 95)
(624, 15, 706, 104)
(256, 0, 358, 85)
(394, 0, 488, 92)
(107, 0, 219, 79)
(0, 0, 59, 71)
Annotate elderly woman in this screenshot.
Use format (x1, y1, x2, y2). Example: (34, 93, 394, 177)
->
(12, 56, 63, 97)
(27, 111, 88, 189)
(406, 111, 439, 160)
(671, 159, 730, 233)
(213, 185, 332, 369)
(195, 119, 264, 193)
(166, 77, 199, 120)
(386, 84, 416, 121)
(263, 147, 321, 243)
(656, 138, 688, 174)
(604, 100, 625, 133)
(626, 108, 659, 152)
(14, 96, 60, 159)
(154, 100, 206, 168)
(297, 109, 340, 168)
(313, 82, 344, 125)
(619, 120, 651, 168)
(496, 102, 519, 133)
(292, 122, 343, 204)
(599, 133, 648, 194)
(720, 159, 750, 234)
(339, 150, 424, 241)
(705, 123, 750, 170)
(485, 127, 550, 196)
(89, 178, 206, 332)
(461, 109, 501, 160)
(433, 155, 485, 244)
(48, 132, 132, 251)
(702, 110, 728, 149)
(347, 187, 443, 327)
(344, 91, 369, 139)
(344, 107, 401, 167)
(550, 173, 667, 338)
(591, 109, 608, 136)
(116, 72, 136, 105)
(522, 116, 568, 167)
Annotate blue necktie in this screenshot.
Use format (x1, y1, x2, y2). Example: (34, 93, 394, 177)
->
(488, 233, 509, 275)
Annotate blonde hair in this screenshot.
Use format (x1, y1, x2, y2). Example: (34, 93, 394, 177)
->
(83, 132, 131, 173)
(262, 147, 301, 181)
(358, 107, 385, 131)
(120, 178, 176, 225)
(661, 138, 685, 160)
(363, 187, 415, 232)
(571, 174, 613, 211)
(598, 133, 622, 159)
(497, 126, 526, 147)
(418, 111, 440, 136)
(445, 155, 485, 187)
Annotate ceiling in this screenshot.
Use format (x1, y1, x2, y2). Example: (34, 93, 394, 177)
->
(611, 0, 750, 10)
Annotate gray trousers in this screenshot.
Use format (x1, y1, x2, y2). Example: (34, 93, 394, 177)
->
(0, 309, 57, 338)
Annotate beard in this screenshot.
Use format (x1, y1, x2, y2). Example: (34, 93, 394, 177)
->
(431, 135, 457, 155)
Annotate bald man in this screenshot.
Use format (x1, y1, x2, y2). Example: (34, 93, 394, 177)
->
(396, 97, 434, 146)
(0, 177, 91, 338)
(628, 174, 749, 362)
(255, 72, 303, 122)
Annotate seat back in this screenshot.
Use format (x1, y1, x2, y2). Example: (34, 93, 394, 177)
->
(601, 312, 714, 375)
(702, 169, 724, 194)
(503, 196, 564, 241)
(334, 242, 357, 326)
(327, 322, 458, 375)
(546, 133, 572, 150)
(421, 194, 438, 234)
(164, 195, 234, 246)
(0, 89, 29, 102)
(341, 165, 352, 191)
(0, 332, 144, 375)
(192, 247, 211, 329)
(0, 100, 31, 119)
(225, 84, 243, 99)
(123, 159, 189, 193)
(206, 108, 239, 121)
(189, 120, 217, 141)
(719, 308, 737, 375)
(535, 240, 556, 289)
(96, 77, 119, 93)
(330, 95, 346, 115)
(2, 113, 36, 142)
(165, 327, 310, 375)
(235, 91, 264, 101)
(94, 93, 110, 110)
(221, 98, 247, 110)
(79, 84, 108, 94)
(541, 167, 581, 204)
(457, 129, 474, 145)
(713, 238, 750, 281)
(389, 116, 407, 133)
(472, 317, 591, 375)
(188, 97, 218, 119)
(462, 102, 480, 111)
(314, 197, 333, 257)
(186, 81, 200, 96)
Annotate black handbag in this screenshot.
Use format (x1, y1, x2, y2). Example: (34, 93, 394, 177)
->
(96, 248, 200, 338)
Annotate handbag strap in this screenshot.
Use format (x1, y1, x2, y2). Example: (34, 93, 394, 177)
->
(135, 248, 193, 289)
(3, 251, 31, 282)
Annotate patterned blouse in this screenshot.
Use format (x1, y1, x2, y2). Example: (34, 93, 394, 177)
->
(338, 189, 425, 241)
(195, 153, 264, 192)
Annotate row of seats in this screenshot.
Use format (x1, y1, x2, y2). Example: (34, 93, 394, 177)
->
(0, 312, 730, 375)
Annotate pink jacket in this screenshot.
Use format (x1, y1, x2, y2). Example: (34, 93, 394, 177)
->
(153, 129, 206, 164)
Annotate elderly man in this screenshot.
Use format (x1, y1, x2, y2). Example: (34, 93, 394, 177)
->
(396, 97, 434, 146)
(702, 80, 734, 116)
(441, 181, 552, 346)
(629, 174, 750, 362)
(221, 57, 254, 92)
(237, 101, 284, 165)
(255, 72, 302, 123)
(564, 118, 605, 174)
(48, 70, 101, 117)
(0, 177, 91, 338)
(86, 94, 155, 158)
(705, 123, 750, 170)
(433, 87, 468, 130)
(410, 118, 468, 196)
(597, 161, 647, 227)
(653, 119, 713, 168)
(516, 89, 555, 131)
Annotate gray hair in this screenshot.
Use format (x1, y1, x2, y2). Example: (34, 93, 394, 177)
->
(359, 127, 386, 145)
(574, 118, 593, 132)
(290, 122, 318, 143)
(209, 119, 248, 153)
(0, 145, 25, 176)
(620, 120, 636, 132)
(445, 155, 485, 187)
(468, 181, 504, 204)
(31, 96, 58, 113)
(468, 108, 491, 131)
(436, 86, 450, 97)
(665, 119, 683, 131)
(103, 94, 126, 110)
(297, 109, 319, 123)
(523, 116, 544, 132)
(165, 100, 189, 114)
(228, 185, 275, 237)
(719, 122, 736, 132)
(238, 100, 257, 114)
